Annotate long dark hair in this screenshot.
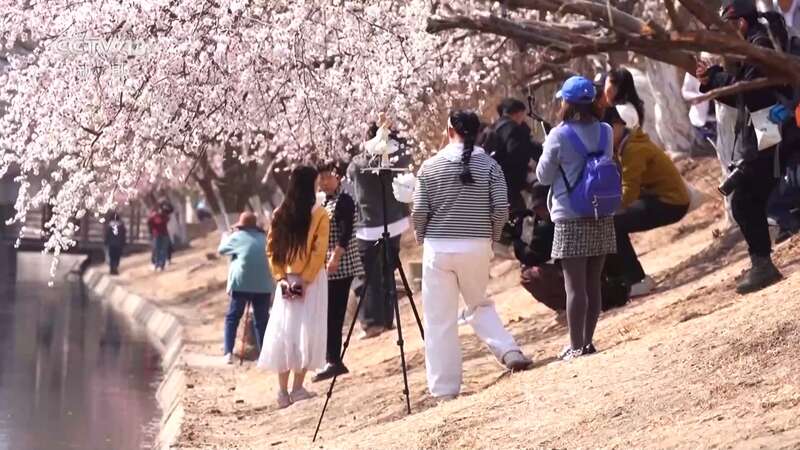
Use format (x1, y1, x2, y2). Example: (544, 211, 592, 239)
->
(270, 165, 318, 267)
(559, 102, 602, 123)
(449, 110, 481, 184)
(607, 68, 645, 126)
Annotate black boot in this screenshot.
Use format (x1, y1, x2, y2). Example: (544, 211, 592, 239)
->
(736, 256, 783, 295)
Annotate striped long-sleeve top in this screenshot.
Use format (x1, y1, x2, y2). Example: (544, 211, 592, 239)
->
(412, 143, 509, 246)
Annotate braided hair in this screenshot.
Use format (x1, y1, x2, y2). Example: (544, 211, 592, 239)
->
(448, 110, 481, 185)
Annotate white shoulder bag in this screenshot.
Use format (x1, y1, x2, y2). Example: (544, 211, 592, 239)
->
(750, 107, 782, 151)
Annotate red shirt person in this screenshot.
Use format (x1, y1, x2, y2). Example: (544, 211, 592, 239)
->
(147, 207, 171, 270)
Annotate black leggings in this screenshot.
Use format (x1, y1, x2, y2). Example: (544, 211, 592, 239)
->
(731, 150, 781, 258)
(327, 277, 354, 364)
(562, 256, 606, 350)
(609, 196, 689, 285)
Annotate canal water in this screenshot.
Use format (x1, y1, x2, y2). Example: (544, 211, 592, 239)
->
(0, 252, 161, 450)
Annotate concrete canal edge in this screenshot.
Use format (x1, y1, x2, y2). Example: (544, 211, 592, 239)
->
(83, 267, 185, 450)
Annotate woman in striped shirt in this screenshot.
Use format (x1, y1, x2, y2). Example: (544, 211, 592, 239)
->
(412, 110, 532, 400)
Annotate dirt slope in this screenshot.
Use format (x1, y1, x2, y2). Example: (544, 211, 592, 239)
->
(113, 157, 800, 449)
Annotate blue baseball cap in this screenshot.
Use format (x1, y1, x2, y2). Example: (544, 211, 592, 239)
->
(556, 76, 596, 104)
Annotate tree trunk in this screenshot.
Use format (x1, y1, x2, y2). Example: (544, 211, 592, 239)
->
(643, 59, 695, 154)
(193, 142, 285, 233)
(167, 191, 188, 246)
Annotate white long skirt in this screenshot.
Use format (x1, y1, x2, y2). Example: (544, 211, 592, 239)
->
(257, 269, 328, 372)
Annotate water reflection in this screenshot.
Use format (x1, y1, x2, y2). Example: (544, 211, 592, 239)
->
(0, 253, 161, 450)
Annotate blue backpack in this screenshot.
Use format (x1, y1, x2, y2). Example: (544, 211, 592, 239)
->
(558, 124, 622, 219)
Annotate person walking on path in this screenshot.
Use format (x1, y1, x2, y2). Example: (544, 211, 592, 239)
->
(413, 110, 533, 400)
(147, 205, 171, 271)
(257, 165, 330, 409)
(313, 161, 364, 383)
(104, 211, 126, 275)
(536, 76, 619, 361)
(218, 212, 274, 365)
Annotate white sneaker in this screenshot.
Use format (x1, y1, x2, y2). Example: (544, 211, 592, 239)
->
(277, 391, 292, 409)
(290, 387, 316, 402)
(456, 309, 468, 326)
(630, 276, 656, 298)
(224, 353, 234, 365)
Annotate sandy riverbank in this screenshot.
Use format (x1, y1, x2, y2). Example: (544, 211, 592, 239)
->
(101, 156, 800, 449)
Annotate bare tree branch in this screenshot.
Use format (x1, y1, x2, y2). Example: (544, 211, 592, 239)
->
(688, 77, 787, 104)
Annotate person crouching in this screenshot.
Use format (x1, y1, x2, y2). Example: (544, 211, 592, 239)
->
(412, 110, 533, 401)
(602, 106, 690, 297)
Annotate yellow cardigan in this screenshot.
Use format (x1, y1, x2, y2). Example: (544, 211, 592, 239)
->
(619, 128, 690, 208)
(267, 206, 330, 284)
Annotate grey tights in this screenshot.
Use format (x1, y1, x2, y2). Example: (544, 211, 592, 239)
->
(561, 255, 606, 350)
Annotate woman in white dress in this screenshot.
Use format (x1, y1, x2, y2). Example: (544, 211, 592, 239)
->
(258, 165, 330, 409)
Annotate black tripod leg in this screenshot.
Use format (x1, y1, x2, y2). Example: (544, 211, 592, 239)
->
(381, 239, 412, 415)
(312, 252, 376, 442)
(394, 254, 425, 340)
(392, 264, 413, 414)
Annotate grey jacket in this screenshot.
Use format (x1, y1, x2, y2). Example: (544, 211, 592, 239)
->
(536, 121, 614, 223)
(347, 143, 412, 230)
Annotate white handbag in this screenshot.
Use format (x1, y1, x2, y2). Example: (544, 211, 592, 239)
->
(750, 107, 783, 151)
(392, 172, 416, 204)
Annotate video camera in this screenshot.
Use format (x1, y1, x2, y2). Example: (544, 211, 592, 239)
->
(718, 160, 747, 197)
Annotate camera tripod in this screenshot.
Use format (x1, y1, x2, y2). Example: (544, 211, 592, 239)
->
(313, 167, 425, 442)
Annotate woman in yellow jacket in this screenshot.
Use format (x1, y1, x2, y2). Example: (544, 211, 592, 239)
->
(604, 107, 690, 297)
(258, 165, 330, 409)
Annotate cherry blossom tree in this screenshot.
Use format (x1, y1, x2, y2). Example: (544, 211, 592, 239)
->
(2, 0, 798, 256)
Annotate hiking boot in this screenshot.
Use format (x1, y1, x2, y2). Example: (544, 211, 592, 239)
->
(583, 343, 597, 355)
(736, 256, 783, 295)
(502, 350, 533, 371)
(629, 276, 656, 298)
(558, 346, 584, 362)
(311, 363, 349, 383)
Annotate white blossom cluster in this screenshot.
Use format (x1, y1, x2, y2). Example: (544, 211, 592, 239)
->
(0, 0, 527, 253)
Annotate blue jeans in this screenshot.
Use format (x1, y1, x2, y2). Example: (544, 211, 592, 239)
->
(224, 291, 270, 355)
(152, 235, 170, 269)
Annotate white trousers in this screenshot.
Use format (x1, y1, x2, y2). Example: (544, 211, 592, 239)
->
(422, 247, 520, 397)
